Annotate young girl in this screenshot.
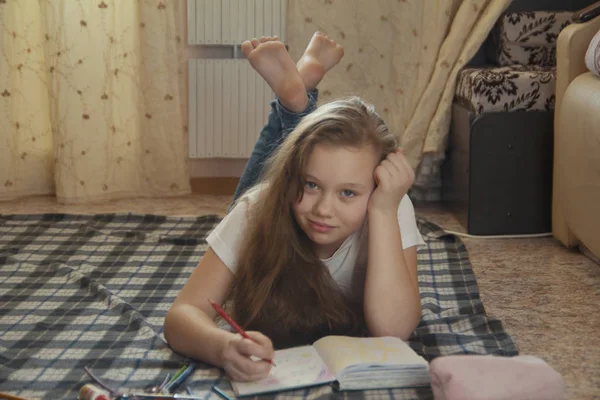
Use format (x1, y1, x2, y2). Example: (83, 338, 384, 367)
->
(164, 32, 426, 383)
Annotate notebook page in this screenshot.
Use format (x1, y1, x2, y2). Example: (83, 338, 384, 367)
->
(231, 345, 336, 396)
(312, 336, 428, 376)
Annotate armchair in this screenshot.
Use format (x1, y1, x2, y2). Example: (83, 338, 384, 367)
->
(552, 4, 600, 259)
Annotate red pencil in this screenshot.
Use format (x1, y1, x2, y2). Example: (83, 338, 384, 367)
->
(208, 298, 275, 366)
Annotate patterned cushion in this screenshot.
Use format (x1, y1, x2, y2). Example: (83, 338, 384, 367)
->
(490, 12, 572, 67)
(585, 28, 600, 77)
(455, 65, 556, 115)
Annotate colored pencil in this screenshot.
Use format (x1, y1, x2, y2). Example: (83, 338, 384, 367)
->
(207, 299, 275, 366)
(0, 392, 31, 400)
(165, 364, 196, 393)
(211, 386, 233, 400)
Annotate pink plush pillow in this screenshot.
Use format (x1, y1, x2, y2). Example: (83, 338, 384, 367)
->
(586, 28, 600, 77)
(429, 354, 565, 400)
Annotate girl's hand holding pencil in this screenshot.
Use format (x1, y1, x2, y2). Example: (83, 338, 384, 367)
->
(208, 299, 275, 382)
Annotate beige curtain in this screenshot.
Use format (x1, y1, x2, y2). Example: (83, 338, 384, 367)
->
(287, 0, 512, 171)
(0, 0, 190, 204)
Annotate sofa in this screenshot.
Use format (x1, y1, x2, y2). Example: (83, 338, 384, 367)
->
(552, 6, 600, 260)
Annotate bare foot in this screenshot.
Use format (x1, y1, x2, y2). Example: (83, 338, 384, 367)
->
(241, 37, 308, 113)
(297, 32, 344, 91)
(259, 35, 279, 43)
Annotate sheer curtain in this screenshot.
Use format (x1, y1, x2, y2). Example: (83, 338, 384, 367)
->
(0, 0, 190, 204)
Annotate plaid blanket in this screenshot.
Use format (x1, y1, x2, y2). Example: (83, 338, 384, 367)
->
(0, 213, 518, 400)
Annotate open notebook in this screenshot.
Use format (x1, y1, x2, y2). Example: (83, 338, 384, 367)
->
(230, 335, 430, 397)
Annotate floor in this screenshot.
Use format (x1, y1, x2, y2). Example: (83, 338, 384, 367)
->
(1, 194, 599, 400)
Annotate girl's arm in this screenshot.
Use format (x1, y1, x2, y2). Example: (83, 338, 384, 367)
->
(363, 212, 421, 340)
(363, 149, 421, 340)
(164, 248, 236, 365)
(164, 248, 274, 380)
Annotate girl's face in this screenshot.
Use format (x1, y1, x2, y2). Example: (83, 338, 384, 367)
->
(292, 143, 379, 259)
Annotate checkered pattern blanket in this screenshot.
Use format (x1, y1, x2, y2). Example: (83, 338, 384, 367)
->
(0, 213, 518, 400)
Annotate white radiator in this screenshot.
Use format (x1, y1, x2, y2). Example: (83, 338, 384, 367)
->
(189, 59, 274, 158)
(187, 0, 287, 159)
(187, 0, 287, 45)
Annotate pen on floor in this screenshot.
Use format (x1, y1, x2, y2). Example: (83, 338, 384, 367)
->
(0, 392, 31, 400)
(210, 386, 233, 400)
(156, 365, 185, 395)
(165, 364, 196, 393)
(167, 365, 187, 385)
(157, 373, 171, 393)
(120, 394, 200, 399)
(208, 298, 276, 366)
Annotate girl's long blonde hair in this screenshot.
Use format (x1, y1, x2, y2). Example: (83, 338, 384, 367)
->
(230, 97, 398, 348)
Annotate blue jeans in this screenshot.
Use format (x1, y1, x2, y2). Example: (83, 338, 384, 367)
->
(231, 89, 319, 203)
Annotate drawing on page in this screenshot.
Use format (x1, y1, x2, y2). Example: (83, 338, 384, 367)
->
(317, 365, 335, 381)
(238, 346, 331, 391)
(322, 337, 410, 369)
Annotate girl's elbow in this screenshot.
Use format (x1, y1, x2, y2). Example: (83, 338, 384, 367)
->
(367, 321, 410, 340)
(403, 307, 422, 338)
(369, 325, 411, 340)
(393, 321, 419, 341)
(393, 321, 420, 341)
(414, 307, 422, 325)
(368, 310, 422, 340)
(163, 305, 179, 346)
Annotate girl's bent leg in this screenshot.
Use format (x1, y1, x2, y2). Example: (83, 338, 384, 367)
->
(231, 90, 319, 204)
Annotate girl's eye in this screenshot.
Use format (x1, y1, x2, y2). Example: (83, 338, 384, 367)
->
(305, 181, 318, 190)
(341, 189, 356, 198)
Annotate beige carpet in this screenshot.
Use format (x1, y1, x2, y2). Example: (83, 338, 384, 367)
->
(0, 194, 598, 400)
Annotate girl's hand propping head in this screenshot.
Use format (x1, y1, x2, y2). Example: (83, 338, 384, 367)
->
(368, 148, 415, 214)
(221, 331, 275, 382)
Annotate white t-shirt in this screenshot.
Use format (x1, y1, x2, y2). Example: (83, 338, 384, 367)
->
(206, 187, 426, 302)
